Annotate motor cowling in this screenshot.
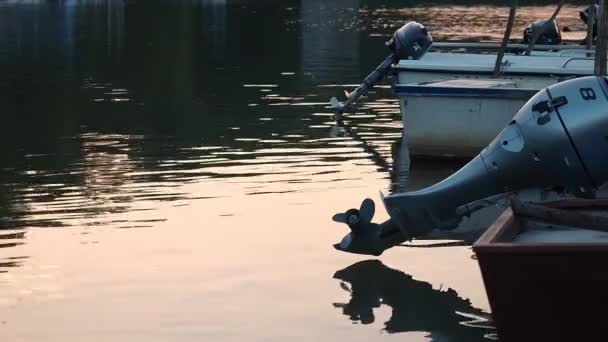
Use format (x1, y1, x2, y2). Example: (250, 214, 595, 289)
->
(386, 21, 433, 60)
(384, 76, 608, 239)
(523, 19, 561, 45)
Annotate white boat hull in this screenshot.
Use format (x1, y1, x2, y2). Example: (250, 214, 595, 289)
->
(399, 95, 526, 158)
(394, 79, 537, 158)
(395, 52, 594, 158)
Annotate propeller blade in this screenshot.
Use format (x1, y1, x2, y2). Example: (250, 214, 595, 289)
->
(359, 198, 375, 223)
(332, 213, 349, 223)
(339, 282, 352, 293)
(379, 191, 388, 212)
(329, 97, 342, 109)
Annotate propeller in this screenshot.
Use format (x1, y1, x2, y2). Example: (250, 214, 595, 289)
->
(329, 97, 345, 122)
(332, 198, 384, 256)
(332, 198, 376, 234)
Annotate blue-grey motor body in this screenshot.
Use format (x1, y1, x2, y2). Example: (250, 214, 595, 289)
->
(334, 76, 608, 255)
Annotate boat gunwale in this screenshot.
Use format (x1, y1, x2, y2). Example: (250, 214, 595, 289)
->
(392, 83, 538, 99)
(393, 65, 592, 76)
(393, 52, 595, 75)
(473, 200, 608, 253)
(430, 42, 595, 51)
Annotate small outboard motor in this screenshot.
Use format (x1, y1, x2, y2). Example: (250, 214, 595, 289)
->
(330, 22, 432, 115)
(580, 4, 599, 44)
(386, 22, 433, 61)
(522, 19, 562, 45)
(333, 76, 608, 256)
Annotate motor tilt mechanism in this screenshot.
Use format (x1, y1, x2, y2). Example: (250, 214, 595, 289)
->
(333, 76, 608, 255)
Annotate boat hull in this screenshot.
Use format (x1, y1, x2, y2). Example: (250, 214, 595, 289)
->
(393, 52, 594, 158)
(473, 201, 608, 342)
(394, 81, 535, 158)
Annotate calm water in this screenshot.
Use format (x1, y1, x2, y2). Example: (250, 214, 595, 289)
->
(0, 1, 589, 341)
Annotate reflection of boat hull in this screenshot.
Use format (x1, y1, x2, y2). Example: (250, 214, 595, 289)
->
(394, 52, 595, 158)
(473, 200, 608, 341)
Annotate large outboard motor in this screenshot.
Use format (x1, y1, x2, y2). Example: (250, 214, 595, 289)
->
(330, 22, 432, 115)
(333, 76, 608, 256)
(522, 19, 561, 45)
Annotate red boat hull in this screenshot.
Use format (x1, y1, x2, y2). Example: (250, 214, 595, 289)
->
(473, 203, 608, 342)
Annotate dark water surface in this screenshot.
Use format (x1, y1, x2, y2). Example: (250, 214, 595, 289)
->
(0, 1, 589, 341)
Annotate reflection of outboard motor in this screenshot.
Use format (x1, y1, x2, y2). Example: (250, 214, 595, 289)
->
(333, 76, 608, 256)
(333, 260, 493, 338)
(522, 19, 561, 45)
(330, 22, 432, 115)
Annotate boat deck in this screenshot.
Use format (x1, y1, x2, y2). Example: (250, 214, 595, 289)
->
(514, 219, 608, 243)
(395, 52, 594, 76)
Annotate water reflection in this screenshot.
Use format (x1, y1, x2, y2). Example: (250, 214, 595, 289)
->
(0, 231, 27, 273)
(301, 0, 360, 83)
(0, 1, 591, 236)
(333, 260, 495, 341)
(354, 4, 588, 41)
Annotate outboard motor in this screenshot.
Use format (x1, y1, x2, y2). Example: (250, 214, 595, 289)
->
(330, 22, 432, 115)
(580, 4, 599, 44)
(522, 19, 561, 45)
(333, 76, 608, 256)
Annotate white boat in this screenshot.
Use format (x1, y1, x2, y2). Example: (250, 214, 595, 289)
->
(328, 6, 600, 159)
(394, 50, 597, 158)
(391, 1, 599, 159)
